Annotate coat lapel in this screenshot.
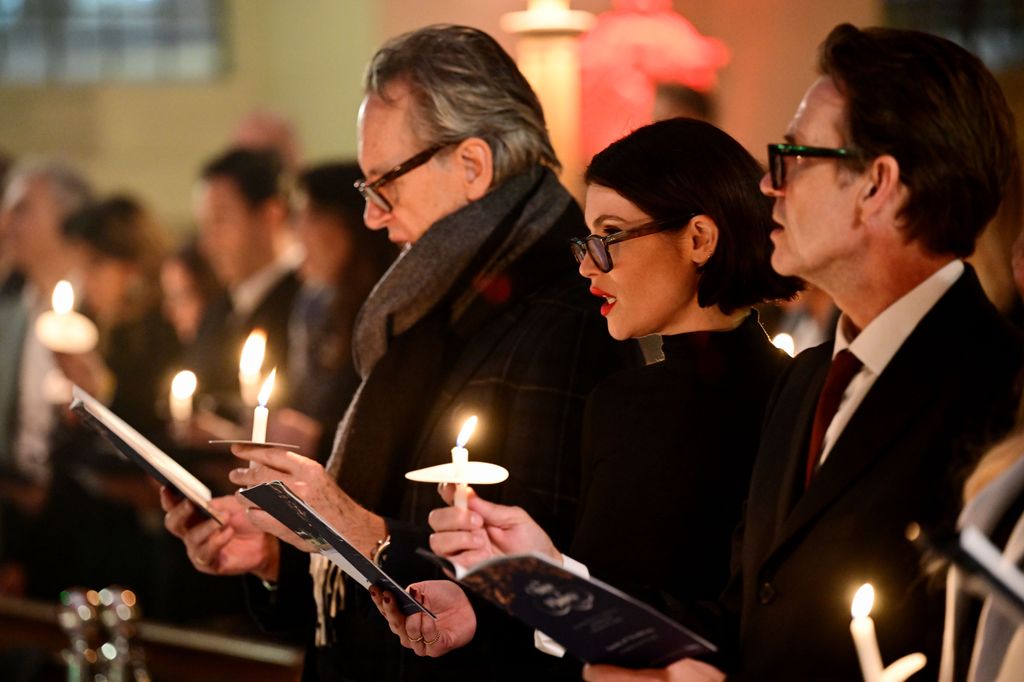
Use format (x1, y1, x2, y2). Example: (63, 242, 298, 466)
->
(771, 353, 828, 541)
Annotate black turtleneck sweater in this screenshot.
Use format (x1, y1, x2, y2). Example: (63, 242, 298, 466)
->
(569, 312, 790, 618)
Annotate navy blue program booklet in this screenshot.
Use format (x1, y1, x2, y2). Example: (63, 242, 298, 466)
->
(453, 553, 716, 668)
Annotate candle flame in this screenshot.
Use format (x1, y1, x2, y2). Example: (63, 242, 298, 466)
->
(851, 583, 874, 619)
(772, 333, 795, 357)
(239, 329, 267, 375)
(257, 368, 276, 407)
(456, 415, 478, 448)
(170, 370, 197, 400)
(52, 280, 74, 314)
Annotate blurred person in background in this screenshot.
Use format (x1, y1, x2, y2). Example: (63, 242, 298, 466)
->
(0, 159, 92, 597)
(971, 151, 1024, 328)
(272, 161, 396, 460)
(0, 149, 20, 296)
(232, 109, 303, 177)
(160, 238, 225, 347)
(13, 194, 182, 607)
(188, 148, 301, 415)
(57, 195, 179, 437)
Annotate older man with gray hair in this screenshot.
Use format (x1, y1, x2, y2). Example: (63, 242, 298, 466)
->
(0, 159, 92, 485)
(164, 24, 631, 681)
(0, 159, 92, 596)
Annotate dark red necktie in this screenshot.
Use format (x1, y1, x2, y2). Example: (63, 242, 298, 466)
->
(805, 349, 863, 488)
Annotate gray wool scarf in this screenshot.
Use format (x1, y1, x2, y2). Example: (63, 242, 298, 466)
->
(350, 165, 571, 382)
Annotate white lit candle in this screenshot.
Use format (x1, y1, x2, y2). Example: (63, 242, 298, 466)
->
(35, 280, 99, 354)
(169, 370, 197, 425)
(772, 332, 796, 358)
(251, 368, 276, 443)
(239, 329, 267, 407)
(851, 584, 884, 682)
(452, 416, 478, 510)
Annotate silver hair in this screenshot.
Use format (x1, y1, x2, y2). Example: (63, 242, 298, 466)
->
(7, 157, 93, 218)
(364, 24, 560, 185)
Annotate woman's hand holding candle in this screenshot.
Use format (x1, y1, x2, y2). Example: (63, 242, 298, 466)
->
(428, 487, 561, 569)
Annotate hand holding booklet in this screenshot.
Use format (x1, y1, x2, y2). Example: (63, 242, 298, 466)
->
(70, 385, 223, 524)
(239, 480, 434, 619)
(422, 550, 716, 668)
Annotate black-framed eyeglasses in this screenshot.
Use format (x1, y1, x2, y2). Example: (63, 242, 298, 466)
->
(767, 143, 858, 190)
(569, 215, 697, 273)
(354, 144, 449, 213)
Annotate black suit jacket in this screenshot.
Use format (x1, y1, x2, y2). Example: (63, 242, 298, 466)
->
(719, 267, 1022, 679)
(188, 269, 301, 413)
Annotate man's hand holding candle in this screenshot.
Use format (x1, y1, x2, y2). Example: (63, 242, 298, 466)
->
(428, 484, 561, 569)
(228, 445, 387, 559)
(370, 580, 476, 658)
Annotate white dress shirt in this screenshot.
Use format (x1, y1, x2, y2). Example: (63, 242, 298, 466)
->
(229, 246, 302, 320)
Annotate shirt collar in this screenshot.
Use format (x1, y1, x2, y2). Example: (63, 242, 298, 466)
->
(230, 254, 297, 319)
(833, 259, 964, 374)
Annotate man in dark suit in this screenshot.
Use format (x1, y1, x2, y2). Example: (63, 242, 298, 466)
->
(585, 24, 1023, 682)
(188, 148, 301, 413)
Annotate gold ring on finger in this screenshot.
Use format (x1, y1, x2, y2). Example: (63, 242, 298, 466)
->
(423, 632, 440, 646)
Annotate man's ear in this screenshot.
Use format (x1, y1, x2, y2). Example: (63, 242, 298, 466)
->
(689, 215, 719, 268)
(455, 137, 494, 201)
(860, 154, 904, 227)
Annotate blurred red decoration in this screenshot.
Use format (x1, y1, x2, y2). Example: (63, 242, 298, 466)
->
(580, 0, 729, 160)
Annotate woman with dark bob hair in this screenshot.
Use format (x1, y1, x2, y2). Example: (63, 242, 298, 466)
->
(371, 118, 801, 664)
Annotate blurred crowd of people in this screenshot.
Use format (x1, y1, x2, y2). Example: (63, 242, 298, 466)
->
(0, 120, 396, 632)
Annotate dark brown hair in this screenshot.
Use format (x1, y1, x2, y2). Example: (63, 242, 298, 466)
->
(62, 194, 167, 318)
(585, 118, 801, 313)
(296, 161, 397, 300)
(818, 23, 1019, 257)
(200, 147, 288, 209)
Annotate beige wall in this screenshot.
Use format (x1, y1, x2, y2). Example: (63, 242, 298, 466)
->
(378, 0, 880, 169)
(7, 0, 1022, 238)
(674, 0, 880, 154)
(0, 0, 376, 232)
